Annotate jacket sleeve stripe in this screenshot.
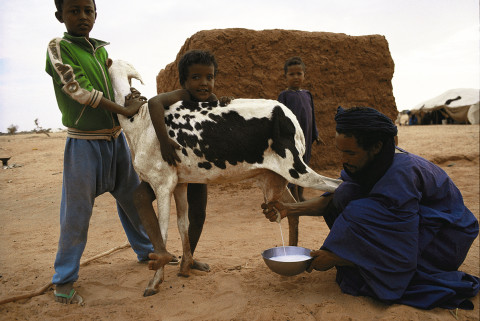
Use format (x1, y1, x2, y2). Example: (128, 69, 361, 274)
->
(47, 38, 103, 108)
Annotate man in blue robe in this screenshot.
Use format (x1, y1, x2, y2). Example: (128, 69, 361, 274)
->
(262, 106, 479, 310)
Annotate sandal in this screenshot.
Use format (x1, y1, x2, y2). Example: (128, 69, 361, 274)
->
(54, 288, 84, 305)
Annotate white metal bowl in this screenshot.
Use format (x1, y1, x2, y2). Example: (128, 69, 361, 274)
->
(261, 246, 314, 276)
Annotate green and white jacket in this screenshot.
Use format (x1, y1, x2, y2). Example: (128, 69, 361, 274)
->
(46, 33, 121, 140)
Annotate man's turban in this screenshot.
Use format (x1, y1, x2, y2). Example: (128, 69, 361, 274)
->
(335, 106, 397, 136)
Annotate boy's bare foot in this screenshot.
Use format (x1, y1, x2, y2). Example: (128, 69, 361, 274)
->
(168, 254, 180, 265)
(147, 252, 174, 270)
(192, 260, 210, 272)
(54, 282, 84, 305)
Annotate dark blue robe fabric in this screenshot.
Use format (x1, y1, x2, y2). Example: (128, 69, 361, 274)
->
(322, 149, 479, 309)
(278, 90, 318, 164)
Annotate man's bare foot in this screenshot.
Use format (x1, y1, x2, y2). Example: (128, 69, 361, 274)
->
(148, 252, 174, 270)
(192, 259, 210, 272)
(54, 282, 84, 305)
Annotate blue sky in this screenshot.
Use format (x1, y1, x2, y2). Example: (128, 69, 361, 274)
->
(0, 0, 478, 132)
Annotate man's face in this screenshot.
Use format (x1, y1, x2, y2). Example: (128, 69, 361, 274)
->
(56, 0, 96, 38)
(335, 132, 379, 174)
(183, 63, 215, 102)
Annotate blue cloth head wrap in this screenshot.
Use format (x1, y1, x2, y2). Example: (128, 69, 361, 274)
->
(335, 106, 397, 136)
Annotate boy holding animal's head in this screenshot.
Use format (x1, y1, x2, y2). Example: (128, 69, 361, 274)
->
(46, 0, 154, 304)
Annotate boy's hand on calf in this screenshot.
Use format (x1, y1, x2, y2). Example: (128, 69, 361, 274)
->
(159, 138, 181, 166)
(124, 97, 145, 116)
(219, 96, 234, 107)
(124, 88, 147, 116)
(126, 87, 147, 101)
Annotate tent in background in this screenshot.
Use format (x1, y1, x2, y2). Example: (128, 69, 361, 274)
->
(409, 88, 479, 125)
(467, 102, 479, 125)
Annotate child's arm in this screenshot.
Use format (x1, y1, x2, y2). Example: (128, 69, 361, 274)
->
(46, 42, 143, 117)
(97, 95, 144, 116)
(148, 89, 191, 166)
(307, 91, 322, 145)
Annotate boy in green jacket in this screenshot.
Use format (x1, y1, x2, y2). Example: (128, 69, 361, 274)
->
(46, 0, 154, 304)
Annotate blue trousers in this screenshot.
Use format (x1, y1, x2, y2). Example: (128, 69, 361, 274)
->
(52, 133, 154, 285)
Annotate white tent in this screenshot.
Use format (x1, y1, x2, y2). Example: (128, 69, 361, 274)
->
(467, 102, 479, 125)
(410, 88, 479, 124)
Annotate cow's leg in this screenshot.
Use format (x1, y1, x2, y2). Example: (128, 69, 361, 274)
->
(145, 268, 164, 297)
(259, 172, 299, 246)
(143, 184, 174, 297)
(280, 187, 298, 246)
(297, 186, 306, 202)
(173, 183, 194, 277)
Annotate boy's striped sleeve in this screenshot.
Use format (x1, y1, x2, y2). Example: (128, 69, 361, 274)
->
(47, 38, 103, 108)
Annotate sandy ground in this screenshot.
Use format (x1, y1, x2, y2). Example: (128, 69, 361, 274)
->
(0, 124, 478, 321)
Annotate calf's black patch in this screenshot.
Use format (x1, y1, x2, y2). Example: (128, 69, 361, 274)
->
(164, 104, 307, 179)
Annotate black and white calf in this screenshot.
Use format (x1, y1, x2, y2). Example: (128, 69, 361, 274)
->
(109, 60, 341, 296)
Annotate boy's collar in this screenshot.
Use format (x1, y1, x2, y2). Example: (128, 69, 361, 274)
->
(63, 32, 109, 50)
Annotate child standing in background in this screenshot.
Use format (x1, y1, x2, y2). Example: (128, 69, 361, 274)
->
(46, 0, 154, 304)
(278, 57, 320, 202)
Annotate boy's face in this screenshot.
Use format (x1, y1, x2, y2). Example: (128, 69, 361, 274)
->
(285, 64, 305, 90)
(183, 64, 215, 102)
(55, 0, 96, 38)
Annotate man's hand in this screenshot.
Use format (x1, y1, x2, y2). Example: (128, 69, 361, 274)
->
(307, 250, 354, 272)
(219, 96, 234, 107)
(261, 201, 287, 222)
(124, 87, 147, 116)
(307, 250, 337, 272)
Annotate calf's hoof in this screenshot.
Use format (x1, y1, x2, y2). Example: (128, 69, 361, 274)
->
(192, 260, 210, 272)
(177, 271, 191, 278)
(143, 288, 159, 297)
(143, 278, 161, 297)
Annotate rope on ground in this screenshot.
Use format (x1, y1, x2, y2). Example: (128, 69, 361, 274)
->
(79, 241, 131, 266)
(0, 241, 131, 305)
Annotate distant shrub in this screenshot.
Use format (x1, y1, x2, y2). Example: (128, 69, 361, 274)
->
(7, 124, 18, 135)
